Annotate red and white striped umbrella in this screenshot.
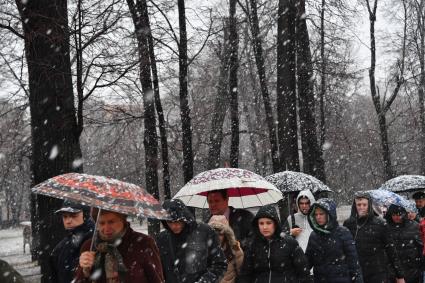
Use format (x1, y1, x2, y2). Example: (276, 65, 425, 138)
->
(173, 168, 282, 208)
(31, 173, 169, 219)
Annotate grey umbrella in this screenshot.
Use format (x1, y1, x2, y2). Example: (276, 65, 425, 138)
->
(379, 175, 425, 193)
(265, 171, 332, 226)
(265, 171, 332, 194)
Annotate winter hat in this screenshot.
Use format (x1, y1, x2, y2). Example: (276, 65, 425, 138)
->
(55, 200, 86, 214)
(413, 191, 425, 200)
(208, 215, 229, 226)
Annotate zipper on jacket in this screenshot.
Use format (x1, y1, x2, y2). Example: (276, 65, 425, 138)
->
(268, 240, 271, 283)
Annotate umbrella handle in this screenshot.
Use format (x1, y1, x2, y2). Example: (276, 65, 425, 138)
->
(89, 208, 102, 251)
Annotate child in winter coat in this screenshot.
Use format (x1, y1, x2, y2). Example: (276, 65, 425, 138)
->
(208, 215, 244, 283)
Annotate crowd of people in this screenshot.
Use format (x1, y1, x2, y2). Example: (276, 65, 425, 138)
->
(4, 189, 424, 283)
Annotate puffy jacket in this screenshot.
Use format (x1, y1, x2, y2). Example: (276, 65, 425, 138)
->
(305, 198, 363, 283)
(343, 193, 404, 282)
(157, 199, 227, 283)
(50, 219, 94, 283)
(385, 204, 423, 283)
(285, 190, 315, 251)
(238, 205, 312, 283)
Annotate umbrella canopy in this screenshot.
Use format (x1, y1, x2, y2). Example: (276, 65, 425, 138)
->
(173, 168, 282, 208)
(265, 171, 332, 194)
(31, 173, 169, 219)
(366, 189, 417, 213)
(378, 175, 425, 193)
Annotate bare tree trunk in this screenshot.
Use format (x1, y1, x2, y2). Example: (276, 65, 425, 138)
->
(248, 0, 280, 172)
(277, 0, 299, 171)
(296, 0, 326, 181)
(366, 0, 406, 180)
(319, 0, 326, 149)
(208, 24, 230, 169)
(229, 0, 239, 168)
(127, 0, 160, 235)
(15, 0, 83, 281)
(418, 0, 425, 175)
(146, 2, 171, 200)
(178, 0, 194, 182)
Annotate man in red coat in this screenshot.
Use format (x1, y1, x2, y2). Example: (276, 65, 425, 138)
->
(75, 209, 164, 283)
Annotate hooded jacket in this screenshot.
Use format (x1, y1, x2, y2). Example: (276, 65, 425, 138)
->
(156, 199, 227, 283)
(238, 205, 312, 283)
(285, 189, 315, 252)
(385, 204, 423, 283)
(305, 198, 363, 283)
(50, 218, 94, 283)
(343, 193, 404, 282)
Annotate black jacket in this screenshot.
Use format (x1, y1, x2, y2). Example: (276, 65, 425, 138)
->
(385, 204, 423, 283)
(305, 198, 363, 283)
(50, 219, 94, 283)
(238, 205, 312, 283)
(343, 193, 404, 282)
(206, 206, 254, 248)
(157, 199, 227, 283)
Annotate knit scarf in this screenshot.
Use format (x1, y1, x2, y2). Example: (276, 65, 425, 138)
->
(93, 229, 128, 283)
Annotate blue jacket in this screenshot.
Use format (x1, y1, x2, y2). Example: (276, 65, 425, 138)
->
(306, 198, 363, 283)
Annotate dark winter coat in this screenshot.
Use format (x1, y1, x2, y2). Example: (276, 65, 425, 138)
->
(50, 219, 94, 283)
(157, 199, 227, 283)
(0, 259, 24, 283)
(385, 204, 423, 283)
(343, 193, 404, 283)
(238, 205, 312, 283)
(75, 225, 164, 283)
(206, 206, 254, 248)
(305, 198, 363, 283)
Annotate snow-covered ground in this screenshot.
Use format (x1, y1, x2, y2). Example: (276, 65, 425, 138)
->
(0, 220, 148, 282)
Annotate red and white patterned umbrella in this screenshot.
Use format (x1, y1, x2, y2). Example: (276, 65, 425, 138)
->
(173, 168, 282, 208)
(31, 173, 169, 219)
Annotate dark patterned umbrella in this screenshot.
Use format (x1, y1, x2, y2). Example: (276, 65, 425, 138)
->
(379, 175, 425, 193)
(265, 171, 332, 194)
(31, 173, 169, 219)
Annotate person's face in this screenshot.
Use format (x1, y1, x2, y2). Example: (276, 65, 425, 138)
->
(258, 217, 276, 239)
(207, 192, 229, 215)
(415, 198, 425, 209)
(98, 212, 125, 240)
(298, 198, 311, 215)
(391, 213, 403, 224)
(62, 212, 84, 230)
(167, 221, 185, 234)
(355, 198, 369, 217)
(408, 212, 417, 220)
(314, 207, 327, 226)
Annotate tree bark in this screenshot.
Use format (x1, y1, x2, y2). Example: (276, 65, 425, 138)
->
(178, 0, 194, 182)
(15, 0, 83, 281)
(277, 0, 299, 171)
(229, 0, 239, 168)
(127, 0, 160, 236)
(146, 2, 171, 200)
(248, 0, 281, 172)
(208, 24, 230, 170)
(295, 0, 326, 181)
(418, 0, 425, 175)
(319, 0, 326, 149)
